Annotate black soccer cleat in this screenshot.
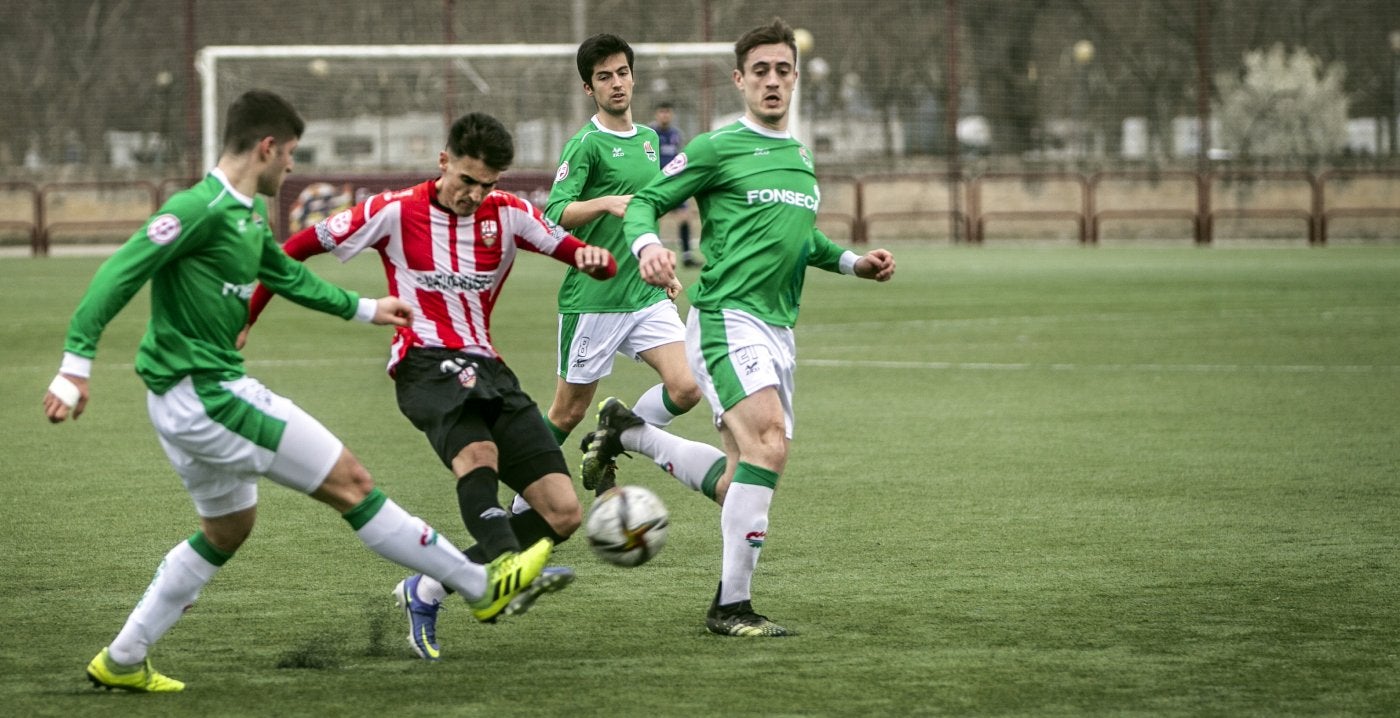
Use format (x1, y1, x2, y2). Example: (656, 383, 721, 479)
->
(579, 397, 644, 492)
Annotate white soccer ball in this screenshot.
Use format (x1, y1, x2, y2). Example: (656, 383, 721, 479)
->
(584, 485, 669, 567)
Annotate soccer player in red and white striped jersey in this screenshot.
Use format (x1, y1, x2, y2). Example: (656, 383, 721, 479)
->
(248, 113, 620, 659)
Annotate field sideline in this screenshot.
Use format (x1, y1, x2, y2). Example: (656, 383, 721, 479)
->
(1, 245, 1398, 716)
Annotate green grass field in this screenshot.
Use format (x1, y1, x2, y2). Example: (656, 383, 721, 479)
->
(2, 245, 1398, 716)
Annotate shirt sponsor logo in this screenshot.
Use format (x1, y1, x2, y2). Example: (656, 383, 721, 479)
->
(221, 281, 256, 300)
(662, 152, 687, 177)
(745, 187, 820, 211)
(643, 140, 657, 162)
(414, 270, 496, 293)
(612, 147, 625, 158)
(479, 219, 499, 247)
(754, 147, 770, 156)
(147, 213, 181, 245)
(554, 161, 570, 184)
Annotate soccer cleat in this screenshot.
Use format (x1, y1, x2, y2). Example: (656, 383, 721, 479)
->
(85, 647, 185, 693)
(393, 575, 442, 660)
(468, 538, 552, 622)
(579, 397, 645, 492)
(503, 565, 576, 617)
(705, 600, 792, 637)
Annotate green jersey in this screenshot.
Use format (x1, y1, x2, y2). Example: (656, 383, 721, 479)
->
(547, 118, 667, 313)
(622, 117, 848, 328)
(64, 170, 361, 394)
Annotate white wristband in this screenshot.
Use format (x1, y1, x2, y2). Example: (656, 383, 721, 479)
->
(353, 297, 377, 323)
(839, 250, 859, 276)
(60, 351, 92, 378)
(48, 375, 81, 408)
(630, 233, 663, 260)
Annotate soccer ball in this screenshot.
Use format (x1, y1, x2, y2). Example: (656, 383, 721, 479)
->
(584, 485, 669, 567)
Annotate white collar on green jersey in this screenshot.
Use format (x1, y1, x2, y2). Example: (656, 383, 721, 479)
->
(209, 167, 255, 208)
(739, 116, 792, 140)
(589, 115, 640, 138)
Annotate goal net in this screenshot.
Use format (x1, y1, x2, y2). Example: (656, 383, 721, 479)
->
(196, 43, 750, 174)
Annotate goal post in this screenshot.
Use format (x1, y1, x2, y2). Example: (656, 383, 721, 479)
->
(195, 42, 767, 172)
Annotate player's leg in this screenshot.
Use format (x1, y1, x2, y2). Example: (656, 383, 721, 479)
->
(394, 351, 521, 561)
(689, 309, 795, 637)
(546, 376, 600, 444)
(546, 311, 623, 444)
(630, 303, 702, 427)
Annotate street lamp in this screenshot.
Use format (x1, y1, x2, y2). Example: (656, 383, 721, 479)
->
(1389, 30, 1400, 157)
(1072, 40, 1094, 157)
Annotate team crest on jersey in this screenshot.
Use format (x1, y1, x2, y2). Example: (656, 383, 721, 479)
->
(662, 152, 687, 177)
(554, 161, 569, 184)
(643, 140, 657, 162)
(147, 213, 181, 245)
(479, 219, 499, 246)
(799, 147, 813, 169)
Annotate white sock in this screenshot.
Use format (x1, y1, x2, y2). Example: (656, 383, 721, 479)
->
(624, 423, 725, 494)
(414, 575, 451, 604)
(719, 482, 774, 605)
(509, 493, 533, 515)
(108, 541, 219, 666)
(353, 495, 486, 601)
(632, 383, 680, 428)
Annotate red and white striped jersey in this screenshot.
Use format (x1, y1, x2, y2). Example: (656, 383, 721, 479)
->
(251, 179, 593, 372)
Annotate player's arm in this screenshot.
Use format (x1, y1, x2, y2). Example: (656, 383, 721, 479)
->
(545, 139, 630, 229)
(245, 224, 332, 328)
(807, 228, 896, 282)
(255, 228, 411, 328)
(513, 198, 617, 279)
(46, 198, 203, 423)
(624, 136, 714, 289)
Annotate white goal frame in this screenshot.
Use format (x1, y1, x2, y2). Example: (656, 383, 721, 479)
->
(193, 42, 791, 171)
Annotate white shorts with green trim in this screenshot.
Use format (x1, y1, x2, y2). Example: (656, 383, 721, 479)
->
(147, 375, 342, 518)
(685, 307, 795, 439)
(557, 300, 686, 384)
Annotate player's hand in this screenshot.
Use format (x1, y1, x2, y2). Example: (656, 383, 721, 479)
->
(665, 278, 683, 300)
(44, 373, 89, 424)
(638, 244, 679, 290)
(235, 323, 251, 350)
(600, 194, 632, 218)
(854, 249, 896, 282)
(371, 296, 414, 327)
(575, 245, 618, 280)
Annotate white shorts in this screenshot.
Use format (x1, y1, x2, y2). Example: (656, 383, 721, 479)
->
(685, 307, 796, 439)
(557, 301, 686, 384)
(147, 375, 343, 518)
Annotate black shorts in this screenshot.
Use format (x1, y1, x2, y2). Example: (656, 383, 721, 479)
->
(394, 348, 568, 493)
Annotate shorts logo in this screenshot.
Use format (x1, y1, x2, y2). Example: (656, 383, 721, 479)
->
(572, 337, 590, 368)
(440, 358, 479, 389)
(735, 346, 762, 376)
(554, 161, 569, 183)
(662, 152, 687, 177)
(147, 213, 181, 245)
(326, 209, 353, 237)
(479, 219, 499, 246)
(643, 140, 657, 162)
(745, 530, 766, 548)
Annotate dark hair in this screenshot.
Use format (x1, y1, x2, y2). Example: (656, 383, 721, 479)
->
(446, 112, 514, 170)
(221, 90, 304, 154)
(655, 101, 674, 111)
(576, 33, 634, 85)
(734, 18, 796, 71)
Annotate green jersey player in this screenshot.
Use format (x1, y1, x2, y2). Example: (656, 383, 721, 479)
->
(582, 19, 897, 637)
(539, 34, 701, 497)
(44, 91, 551, 692)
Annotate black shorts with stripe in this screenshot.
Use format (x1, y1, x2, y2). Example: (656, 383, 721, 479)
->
(394, 348, 568, 493)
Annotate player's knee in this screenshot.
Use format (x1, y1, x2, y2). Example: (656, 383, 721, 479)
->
(313, 449, 376, 511)
(669, 380, 702, 410)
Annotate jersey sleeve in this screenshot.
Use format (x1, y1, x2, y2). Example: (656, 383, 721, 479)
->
(545, 139, 590, 224)
(248, 225, 352, 324)
(505, 195, 617, 277)
(624, 133, 718, 245)
(806, 228, 848, 273)
(63, 192, 207, 359)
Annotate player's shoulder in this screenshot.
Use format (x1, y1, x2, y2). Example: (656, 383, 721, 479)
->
(482, 189, 532, 213)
